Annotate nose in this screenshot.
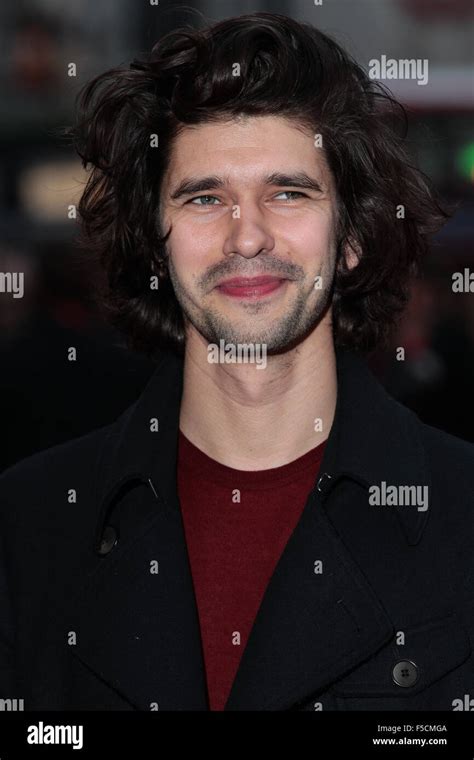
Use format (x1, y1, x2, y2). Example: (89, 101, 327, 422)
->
(223, 205, 275, 259)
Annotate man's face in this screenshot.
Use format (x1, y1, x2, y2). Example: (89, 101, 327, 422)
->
(160, 115, 340, 354)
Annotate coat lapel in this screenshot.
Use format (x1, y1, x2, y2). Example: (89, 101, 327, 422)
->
(223, 484, 395, 710)
(61, 350, 209, 710)
(64, 481, 209, 710)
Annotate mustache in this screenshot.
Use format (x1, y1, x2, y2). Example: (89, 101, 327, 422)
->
(201, 259, 305, 290)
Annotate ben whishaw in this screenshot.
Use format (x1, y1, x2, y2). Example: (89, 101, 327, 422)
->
(1, 13, 473, 711)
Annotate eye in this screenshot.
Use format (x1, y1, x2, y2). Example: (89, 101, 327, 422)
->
(188, 195, 221, 206)
(274, 191, 308, 201)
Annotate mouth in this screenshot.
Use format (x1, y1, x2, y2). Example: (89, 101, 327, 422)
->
(215, 275, 289, 299)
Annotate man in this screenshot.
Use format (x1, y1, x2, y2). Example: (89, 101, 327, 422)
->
(0, 12, 473, 712)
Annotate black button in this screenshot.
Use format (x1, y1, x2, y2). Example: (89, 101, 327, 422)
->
(98, 525, 118, 556)
(392, 660, 419, 687)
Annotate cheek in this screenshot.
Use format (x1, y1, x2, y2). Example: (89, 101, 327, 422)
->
(172, 214, 226, 258)
(168, 224, 216, 284)
(279, 216, 333, 267)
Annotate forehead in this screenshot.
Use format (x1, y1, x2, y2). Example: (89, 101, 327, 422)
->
(164, 115, 331, 185)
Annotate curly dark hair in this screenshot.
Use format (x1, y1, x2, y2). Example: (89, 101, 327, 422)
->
(69, 11, 450, 358)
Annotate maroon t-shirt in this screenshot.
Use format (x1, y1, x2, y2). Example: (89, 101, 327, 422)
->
(177, 429, 327, 711)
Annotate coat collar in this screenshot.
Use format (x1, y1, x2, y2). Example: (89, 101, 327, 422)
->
(63, 346, 432, 711)
(95, 346, 431, 548)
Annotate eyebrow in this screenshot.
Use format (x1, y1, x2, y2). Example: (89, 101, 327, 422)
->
(169, 171, 325, 200)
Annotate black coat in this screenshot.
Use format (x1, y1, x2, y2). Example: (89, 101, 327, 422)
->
(1, 348, 473, 711)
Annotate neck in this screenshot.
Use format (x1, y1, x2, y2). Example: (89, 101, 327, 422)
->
(179, 314, 337, 470)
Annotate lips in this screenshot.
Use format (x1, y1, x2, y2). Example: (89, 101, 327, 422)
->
(216, 275, 287, 298)
(218, 275, 283, 287)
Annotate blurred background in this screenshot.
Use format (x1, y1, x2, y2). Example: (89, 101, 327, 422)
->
(0, 0, 473, 471)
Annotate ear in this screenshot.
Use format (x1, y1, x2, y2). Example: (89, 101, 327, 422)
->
(340, 237, 361, 272)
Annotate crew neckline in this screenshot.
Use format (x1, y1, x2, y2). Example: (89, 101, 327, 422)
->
(177, 429, 327, 489)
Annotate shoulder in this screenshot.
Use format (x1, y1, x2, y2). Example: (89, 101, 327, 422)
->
(1, 422, 113, 483)
(408, 414, 474, 541)
(0, 422, 114, 530)
(416, 416, 474, 480)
